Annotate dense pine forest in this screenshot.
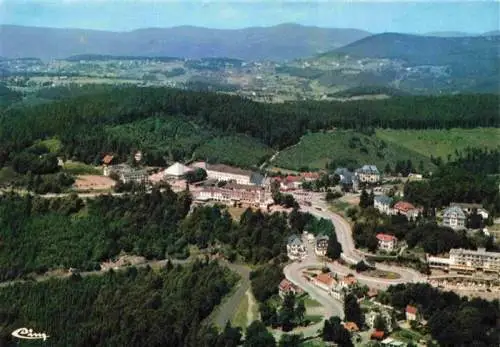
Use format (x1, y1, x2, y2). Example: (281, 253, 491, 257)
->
(0, 261, 239, 347)
(0, 87, 497, 166)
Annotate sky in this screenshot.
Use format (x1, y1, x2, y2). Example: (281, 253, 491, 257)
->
(0, 0, 498, 34)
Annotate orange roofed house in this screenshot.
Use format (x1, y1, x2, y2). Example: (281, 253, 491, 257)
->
(393, 201, 422, 220)
(405, 305, 418, 322)
(312, 272, 335, 292)
(376, 233, 398, 251)
(278, 279, 303, 298)
(370, 330, 385, 341)
(343, 321, 359, 332)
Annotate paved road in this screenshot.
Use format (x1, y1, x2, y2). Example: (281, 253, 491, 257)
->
(297, 192, 426, 285)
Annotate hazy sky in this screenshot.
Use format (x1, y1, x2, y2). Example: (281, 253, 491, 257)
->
(1, 0, 498, 34)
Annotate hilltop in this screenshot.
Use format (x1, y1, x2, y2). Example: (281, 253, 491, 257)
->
(0, 24, 370, 61)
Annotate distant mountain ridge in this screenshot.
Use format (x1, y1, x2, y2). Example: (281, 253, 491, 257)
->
(0, 23, 370, 61)
(330, 32, 500, 66)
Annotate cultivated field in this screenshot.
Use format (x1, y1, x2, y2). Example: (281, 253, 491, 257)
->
(273, 130, 434, 171)
(376, 128, 500, 161)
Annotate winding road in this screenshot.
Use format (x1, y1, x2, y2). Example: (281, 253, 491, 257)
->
(283, 191, 427, 322)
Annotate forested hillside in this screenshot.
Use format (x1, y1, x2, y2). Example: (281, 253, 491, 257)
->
(0, 261, 239, 347)
(0, 86, 497, 167)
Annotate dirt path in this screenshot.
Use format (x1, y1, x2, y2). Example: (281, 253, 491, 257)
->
(246, 289, 258, 325)
(212, 261, 252, 328)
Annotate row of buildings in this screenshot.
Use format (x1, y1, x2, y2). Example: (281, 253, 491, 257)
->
(441, 203, 489, 230)
(307, 272, 359, 302)
(427, 247, 500, 274)
(286, 233, 330, 260)
(374, 196, 422, 220)
(334, 165, 382, 191)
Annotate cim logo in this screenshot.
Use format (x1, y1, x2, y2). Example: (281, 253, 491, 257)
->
(11, 327, 49, 341)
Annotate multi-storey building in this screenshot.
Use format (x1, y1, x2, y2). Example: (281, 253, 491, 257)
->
(442, 206, 466, 230)
(315, 234, 329, 256)
(355, 165, 381, 183)
(287, 235, 306, 261)
(205, 163, 264, 186)
(427, 248, 500, 274)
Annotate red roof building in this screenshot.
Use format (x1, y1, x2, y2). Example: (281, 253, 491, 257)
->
(278, 279, 303, 298)
(376, 233, 398, 251)
(405, 305, 419, 321)
(370, 330, 385, 340)
(102, 154, 114, 165)
(393, 201, 416, 213)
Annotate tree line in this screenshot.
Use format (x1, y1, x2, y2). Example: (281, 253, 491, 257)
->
(0, 86, 497, 167)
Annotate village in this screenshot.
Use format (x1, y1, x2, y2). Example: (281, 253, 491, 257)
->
(58, 151, 500, 346)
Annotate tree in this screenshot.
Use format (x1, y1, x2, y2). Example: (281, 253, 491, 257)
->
(344, 294, 364, 328)
(373, 314, 387, 333)
(278, 334, 302, 347)
(355, 261, 369, 273)
(184, 168, 207, 183)
(279, 292, 296, 332)
(359, 189, 369, 208)
(384, 163, 392, 175)
(322, 316, 354, 347)
(216, 321, 242, 347)
(260, 302, 278, 327)
(295, 300, 306, 325)
(244, 321, 276, 347)
(326, 238, 342, 260)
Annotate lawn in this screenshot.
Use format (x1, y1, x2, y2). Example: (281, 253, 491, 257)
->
(35, 137, 62, 153)
(304, 315, 324, 325)
(227, 206, 250, 221)
(231, 291, 249, 329)
(392, 327, 426, 344)
(376, 128, 500, 161)
(63, 161, 101, 175)
(303, 295, 322, 309)
(273, 130, 434, 171)
(194, 135, 273, 169)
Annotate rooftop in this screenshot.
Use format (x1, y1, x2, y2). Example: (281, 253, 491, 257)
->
(358, 165, 380, 174)
(393, 201, 417, 212)
(314, 273, 335, 287)
(443, 206, 466, 219)
(376, 233, 397, 242)
(287, 235, 303, 246)
(375, 195, 393, 205)
(406, 305, 418, 314)
(206, 163, 253, 177)
(450, 248, 500, 257)
(165, 162, 193, 177)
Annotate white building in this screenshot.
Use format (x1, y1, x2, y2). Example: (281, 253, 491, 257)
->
(366, 310, 394, 332)
(164, 162, 193, 178)
(286, 235, 306, 260)
(315, 235, 329, 256)
(427, 248, 500, 274)
(356, 165, 381, 183)
(204, 164, 265, 186)
(442, 206, 466, 230)
(376, 233, 397, 251)
(374, 195, 393, 215)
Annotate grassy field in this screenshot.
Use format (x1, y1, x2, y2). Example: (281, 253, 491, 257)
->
(35, 138, 62, 153)
(63, 161, 101, 175)
(376, 128, 500, 161)
(194, 135, 273, 169)
(273, 130, 435, 171)
(231, 292, 249, 329)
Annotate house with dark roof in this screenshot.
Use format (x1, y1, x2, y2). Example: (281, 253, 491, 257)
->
(356, 165, 381, 183)
(286, 235, 306, 260)
(374, 195, 393, 214)
(315, 234, 329, 256)
(442, 206, 466, 230)
(334, 168, 359, 191)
